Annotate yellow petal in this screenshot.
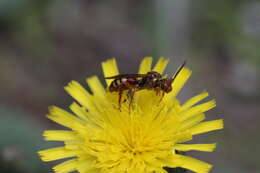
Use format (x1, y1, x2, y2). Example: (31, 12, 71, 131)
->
(156, 169, 168, 173)
(47, 106, 84, 129)
(174, 154, 212, 173)
(77, 157, 96, 173)
(180, 91, 209, 111)
(64, 81, 93, 110)
(69, 102, 88, 121)
(180, 113, 206, 130)
(86, 76, 106, 98)
(53, 159, 77, 173)
(77, 159, 99, 173)
(43, 130, 77, 141)
(64, 140, 80, 150)
(152, 57, 169, 73)
(175, 143, 217, 152)
(190, 119, 224, 135)
(174, 131, 193, 143)
(38, 147, 77, 162)
(179, 100, 216, 121)
(85, 168, 100, 173)
(101, 58, 119, 86)
(138, 57, 153, 74)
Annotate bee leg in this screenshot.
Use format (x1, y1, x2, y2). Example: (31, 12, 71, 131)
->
(118, 89, 123, 111)
(155, 87, 160, 96)
(159, 92, 165, 103)
(127, 89, 135, 111)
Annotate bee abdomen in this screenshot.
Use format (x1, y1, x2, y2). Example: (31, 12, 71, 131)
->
(109, 79, 123, 91)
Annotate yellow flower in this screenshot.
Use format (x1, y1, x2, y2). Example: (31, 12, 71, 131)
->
(38, 57, 223, 173)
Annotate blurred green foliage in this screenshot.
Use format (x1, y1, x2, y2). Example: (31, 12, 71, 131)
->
(191, 0, 260, 64)
(0, 105, 47, 173)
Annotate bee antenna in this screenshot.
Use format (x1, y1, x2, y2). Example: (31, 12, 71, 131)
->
(171, 61, 186, 83)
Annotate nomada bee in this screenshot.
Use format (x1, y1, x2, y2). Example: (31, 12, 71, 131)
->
(106, 62, 186, 110)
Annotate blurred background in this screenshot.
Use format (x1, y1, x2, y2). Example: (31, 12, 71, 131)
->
(0, 0, 259, 172)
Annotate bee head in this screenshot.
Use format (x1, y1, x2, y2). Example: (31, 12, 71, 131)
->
(161, 78, 173, 93)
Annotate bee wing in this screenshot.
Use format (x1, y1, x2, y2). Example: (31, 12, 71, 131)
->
(105, 74, 146, 79)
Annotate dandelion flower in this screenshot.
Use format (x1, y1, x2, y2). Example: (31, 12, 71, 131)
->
(38, 57, 223, 173)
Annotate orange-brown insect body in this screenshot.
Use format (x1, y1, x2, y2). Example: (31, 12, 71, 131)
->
(106, 62, 185, 109)
(106, 71, 162, 109)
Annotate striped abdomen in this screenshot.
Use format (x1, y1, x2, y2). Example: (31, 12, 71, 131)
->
(108, 78, 129, 92)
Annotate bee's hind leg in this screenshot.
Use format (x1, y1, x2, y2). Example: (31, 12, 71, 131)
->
(118, 90, 123, 111)
(127, 89, 136, 111)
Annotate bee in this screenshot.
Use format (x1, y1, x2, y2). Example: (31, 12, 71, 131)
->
(105, 62, 186, 109)
(105, 71, 162, 109)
